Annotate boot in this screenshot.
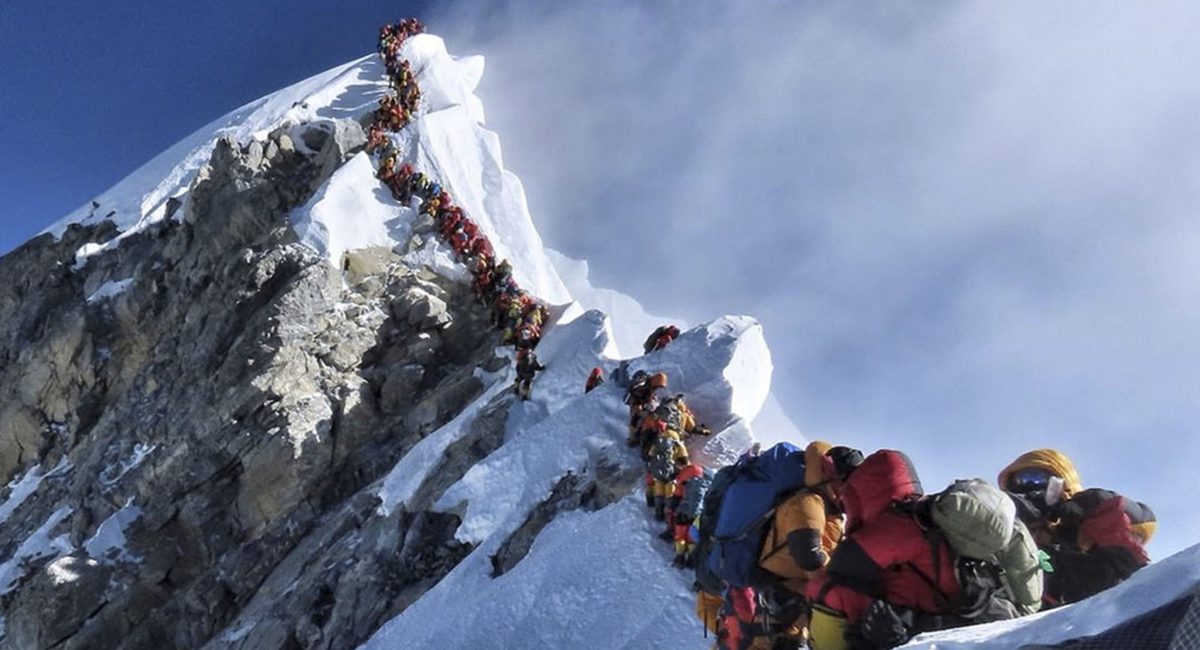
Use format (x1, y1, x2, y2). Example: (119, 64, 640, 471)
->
(658, 529, 674, 542)
(644, 489, 655, 509)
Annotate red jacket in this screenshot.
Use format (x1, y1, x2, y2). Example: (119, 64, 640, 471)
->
(1042, 487, 1155, 604)
(585, 369, 605, 393)
(809, 450, 960, 624)
(672, 464, 705, 499)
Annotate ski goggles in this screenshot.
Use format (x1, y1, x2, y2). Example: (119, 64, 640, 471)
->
(1007, 467, 1054, 494)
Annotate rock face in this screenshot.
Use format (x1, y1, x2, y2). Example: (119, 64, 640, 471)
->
(0, 120, 517, 649)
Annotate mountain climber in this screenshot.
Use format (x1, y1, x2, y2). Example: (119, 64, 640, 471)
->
(648, 422, 688, 522)
(749, 441, 848, 645)
(515, 322, 540, 350)
(367, 123, 390, 153)
(376, 153, 399, 185)
(758, 441, 844, 582)
(471, 258, 494, 301)
(669, 458, 710, 568)
(999, 449, 1156, 607)
(439, 206, 464, 238)
(643, 324, 681, 354)
(625, 372, 668, 439)
(513, 349, 545, 401)
(807, 448, 965, 650)
(469, 236, 494, 265)
(715, 586, 773, 650)
(656, 394, 712, 438)
(490, 259, 514, 297)
(585, 367, 605, 393)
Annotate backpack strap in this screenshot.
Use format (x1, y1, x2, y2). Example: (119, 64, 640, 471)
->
(758, 486, 821, 564)
(903, 525, 957, 614)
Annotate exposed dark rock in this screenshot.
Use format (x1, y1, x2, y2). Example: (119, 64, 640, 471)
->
(0, 117, 505, 649)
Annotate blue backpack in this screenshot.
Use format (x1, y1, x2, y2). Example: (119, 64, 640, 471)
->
(703, 442, 807, 588)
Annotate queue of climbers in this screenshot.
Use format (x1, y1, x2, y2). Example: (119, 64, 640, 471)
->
(596, 325, 1156, 649)
(620, 365, 715, 569)
(371, 19, 1157, 649)
(369, 18, 550, 399)
(686, 442, 1154, 649)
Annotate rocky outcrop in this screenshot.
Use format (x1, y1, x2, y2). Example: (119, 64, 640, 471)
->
(490, 452, 639, 577)
(0, 119, 507, 649)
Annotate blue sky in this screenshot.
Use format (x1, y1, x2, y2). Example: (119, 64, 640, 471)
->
(3, 1, 1198, 559)
(0, 0, 433, 251)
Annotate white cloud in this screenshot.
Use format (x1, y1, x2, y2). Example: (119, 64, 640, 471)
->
(432, 0, 1200, 557)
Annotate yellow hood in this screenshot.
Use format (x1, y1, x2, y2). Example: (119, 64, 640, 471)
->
(998, 448, 1083, 497)
(805, 440, 834, 488)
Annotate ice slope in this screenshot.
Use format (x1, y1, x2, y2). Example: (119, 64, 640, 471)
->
(291, 152, 413, 266)
(548, 248, 806, 447)
(546, 249, 678, 359)
(289, 35, 571, 305)
(365, 310, 771, 649)
(45, 54, 387, 244)
(902, 541, 1200, 648)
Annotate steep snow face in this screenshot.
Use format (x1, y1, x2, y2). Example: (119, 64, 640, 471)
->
(364, 310, 773, 649)
(549, 248, 806, 447)
(399, 36, 571, 304)
(547, 248, 680, 358)
(291, 152, 413, 264)
(45, 55, 386, 241)
(364, 497, 706, 650)
(290, 34, 571, 305)
(623, 315, 772, 430)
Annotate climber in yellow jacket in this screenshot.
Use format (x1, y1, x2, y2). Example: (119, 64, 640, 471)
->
(754, 440, 847, 648)
(647, 422, 689, 521)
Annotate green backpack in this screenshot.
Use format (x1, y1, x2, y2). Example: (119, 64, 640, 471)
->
(928, 479, 1044, 616)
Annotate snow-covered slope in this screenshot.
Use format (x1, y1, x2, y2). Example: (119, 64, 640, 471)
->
(903, 541, 1200, 648)
(46, 54, 384, 242)
(365, 313, 769, 649)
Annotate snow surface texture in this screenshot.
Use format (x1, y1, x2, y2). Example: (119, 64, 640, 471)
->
(366, 310, 769, 649)
(82, 501, 142, 564)
(0, 507, 72, 596)
(46, 54, 387, 250)
(902, 541, 1200, 648)
(291, 153, 413, 266)
(548, 248, 805, 447)
(0, 460, 69, 525)
(397, 36, 571, 304)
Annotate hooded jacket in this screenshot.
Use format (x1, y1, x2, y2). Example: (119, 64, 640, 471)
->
(758, 441, 844, 594)
(1000, 449, 1155, 605)
(809, 450, 960, 626)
